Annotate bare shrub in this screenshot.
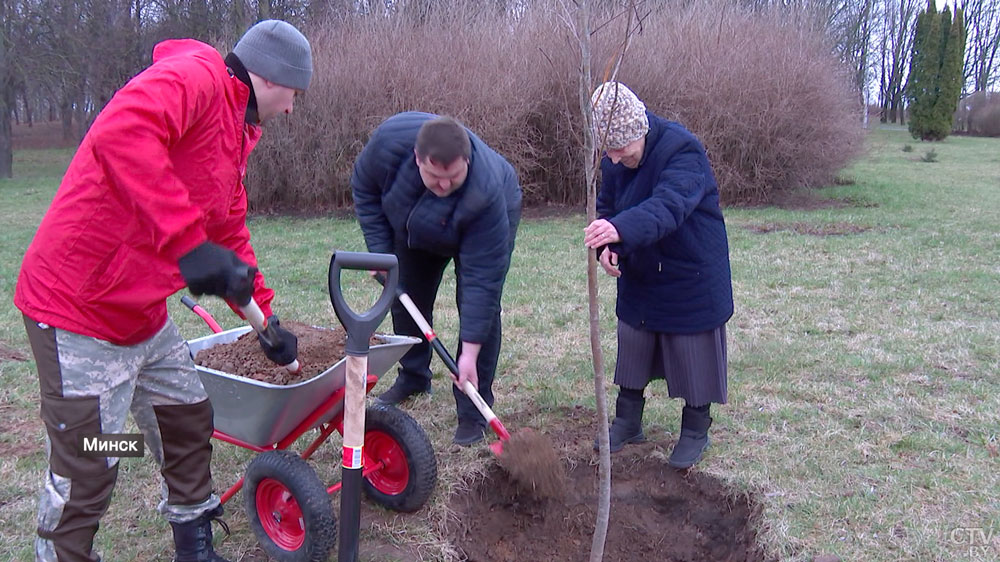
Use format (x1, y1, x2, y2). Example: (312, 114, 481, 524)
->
(604, 2, 864, 204)
(956, 91, 1000, 137)
(247, 0, 863, 210)
(248, 6, 577, 210)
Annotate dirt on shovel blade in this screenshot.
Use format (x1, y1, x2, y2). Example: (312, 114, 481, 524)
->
(497, 428, 566, 500)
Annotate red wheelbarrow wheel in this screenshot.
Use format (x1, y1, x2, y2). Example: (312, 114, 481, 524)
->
(244, 450, 336, 562)
(362, 402, 438, 513)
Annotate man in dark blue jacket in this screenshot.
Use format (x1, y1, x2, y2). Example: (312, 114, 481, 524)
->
(352, 112, 521, 445)
(584, 83, 734, 469)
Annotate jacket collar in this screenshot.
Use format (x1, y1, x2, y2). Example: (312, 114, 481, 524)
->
(637, 110, 662, 168)
(225, 52, 259, 125)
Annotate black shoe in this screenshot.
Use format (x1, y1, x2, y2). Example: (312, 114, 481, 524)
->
(593, 391, 646, 453)
(376, 377, 431, 405)
(668, 404, 712, 469)
(453, 421, 486, 446)
(171, 505, 231, 562)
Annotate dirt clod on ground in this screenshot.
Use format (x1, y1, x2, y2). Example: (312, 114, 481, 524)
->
(497, 428, 566, 500)
(450, 408, 770, 562)
(0, 342, 29, 363)
(194, 322, 377, 385)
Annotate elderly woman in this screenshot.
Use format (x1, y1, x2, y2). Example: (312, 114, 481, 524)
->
(584, 82, 734, 469)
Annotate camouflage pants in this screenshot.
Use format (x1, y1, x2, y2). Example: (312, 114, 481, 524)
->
(24, 315, 219, 562)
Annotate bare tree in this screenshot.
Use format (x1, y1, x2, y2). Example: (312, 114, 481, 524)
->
(1, 0, 13, 178)
(560, 0, 646, 559)
(960, 0, 1000, 92)
(878, 0, 919, 123)
(559, 1, 612, 558)
(837, 0, 877, 122)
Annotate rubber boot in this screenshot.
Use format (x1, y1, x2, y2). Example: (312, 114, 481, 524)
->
(668, 404, 712, 469)
(171, 505, 231, 562)
(594, 390, 646, 453)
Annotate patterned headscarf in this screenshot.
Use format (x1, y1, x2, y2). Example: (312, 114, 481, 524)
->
(590, 82, 649, 149)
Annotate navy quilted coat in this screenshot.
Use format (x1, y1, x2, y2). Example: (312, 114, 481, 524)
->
(351, 112, 522, 343)
(598, 112, 733, 334)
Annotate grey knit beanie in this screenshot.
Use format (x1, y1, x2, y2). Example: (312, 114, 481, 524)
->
(234, 20, 312, 90)
(591, 82, 649, 149)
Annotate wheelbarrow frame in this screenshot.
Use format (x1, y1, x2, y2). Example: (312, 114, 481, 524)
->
(211, 372, 381, 505)
(182, 295, 437, 561)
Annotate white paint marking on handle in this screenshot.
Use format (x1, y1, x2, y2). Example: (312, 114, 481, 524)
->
(343, 355, 368, 450)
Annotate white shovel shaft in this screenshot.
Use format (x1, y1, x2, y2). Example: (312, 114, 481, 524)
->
(399, 293, 432, 335)
(461, 380, 497, 424)
(242, 298, 268, 332)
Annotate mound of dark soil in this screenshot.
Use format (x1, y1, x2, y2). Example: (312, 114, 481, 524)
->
(193, 322, 377, 385)
(450, 411, 769, 562)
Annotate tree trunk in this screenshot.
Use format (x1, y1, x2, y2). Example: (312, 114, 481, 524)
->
(0, 28, 11, 178)
(23, 87, 33, 126)
(61, 98, 73, 142)
(569, 1, 612, 561)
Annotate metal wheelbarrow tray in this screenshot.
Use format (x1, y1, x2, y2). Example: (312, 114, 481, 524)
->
(187, 326, 420, 447)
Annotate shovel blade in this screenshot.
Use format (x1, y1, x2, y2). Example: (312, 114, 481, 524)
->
(489, 440, 504, 457)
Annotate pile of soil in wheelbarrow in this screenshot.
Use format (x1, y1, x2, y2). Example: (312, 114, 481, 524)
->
(193, 322, 379, 385)
(448, 407, 771, 562)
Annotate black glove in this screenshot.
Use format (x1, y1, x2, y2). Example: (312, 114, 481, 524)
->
(178, 242, 257, 305)
(258, 315, 298, 366)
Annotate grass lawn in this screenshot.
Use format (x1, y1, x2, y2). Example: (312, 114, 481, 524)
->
(0, 127, 998, 561)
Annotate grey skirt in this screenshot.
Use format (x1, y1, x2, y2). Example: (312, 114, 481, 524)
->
(614, 321, 728, 405)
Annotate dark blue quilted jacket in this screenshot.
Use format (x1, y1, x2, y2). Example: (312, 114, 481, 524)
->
(351, 112, 522, 343)
(598, 112, 733, 334)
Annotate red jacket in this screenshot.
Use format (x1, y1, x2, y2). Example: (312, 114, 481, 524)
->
(15, 39, 275, 345)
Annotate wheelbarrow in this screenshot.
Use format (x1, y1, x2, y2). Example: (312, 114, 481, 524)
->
(182, 253, 437, 562)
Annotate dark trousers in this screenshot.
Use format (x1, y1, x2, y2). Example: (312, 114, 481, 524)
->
(390, 245, 503, 427)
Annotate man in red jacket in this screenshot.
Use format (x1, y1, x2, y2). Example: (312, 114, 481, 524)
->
(14, 20, 311, 562)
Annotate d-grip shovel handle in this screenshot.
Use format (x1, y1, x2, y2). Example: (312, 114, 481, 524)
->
(328, 251, 399, 355)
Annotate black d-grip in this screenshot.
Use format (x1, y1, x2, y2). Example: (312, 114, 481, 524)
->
(328, 251, 399, 356)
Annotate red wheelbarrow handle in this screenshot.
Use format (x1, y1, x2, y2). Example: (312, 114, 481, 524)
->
(180, 295, 223, 334)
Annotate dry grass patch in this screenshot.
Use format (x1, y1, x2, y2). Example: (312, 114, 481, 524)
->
(741, 221, 873, 236)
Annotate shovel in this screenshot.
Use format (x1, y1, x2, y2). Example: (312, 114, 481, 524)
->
(180, 294, 300, 374)
(374, 274, 510, 456)
(329, 251, 399, 562)
(240, 297, 301, 374)
(375, 275, 566, 499)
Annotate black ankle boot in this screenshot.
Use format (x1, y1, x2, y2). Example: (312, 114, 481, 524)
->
(668, 404, 712, 469)
(171, 505, 231, 562)
(376, 376, 431, 405)
(594, 390, 646, 453)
